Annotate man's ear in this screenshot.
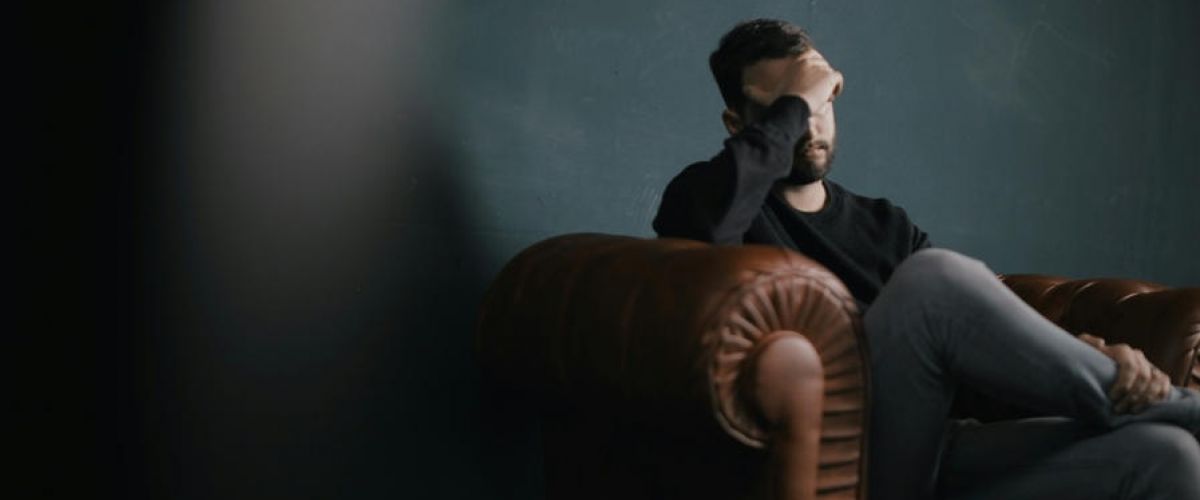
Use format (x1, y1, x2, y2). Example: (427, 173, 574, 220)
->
(721, 108, 744, 136)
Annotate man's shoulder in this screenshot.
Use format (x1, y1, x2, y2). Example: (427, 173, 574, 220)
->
(665, 160, 723, 183)
(828, 180, 901, 209)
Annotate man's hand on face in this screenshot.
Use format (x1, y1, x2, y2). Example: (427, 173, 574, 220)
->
(743, 50, 844, 115)
(1077, 333, 1173, 414)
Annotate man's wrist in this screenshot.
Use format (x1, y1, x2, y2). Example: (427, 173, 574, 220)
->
(756, 95, 811, 143)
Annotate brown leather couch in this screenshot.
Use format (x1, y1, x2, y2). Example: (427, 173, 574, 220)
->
(475, 233, 1200, 500)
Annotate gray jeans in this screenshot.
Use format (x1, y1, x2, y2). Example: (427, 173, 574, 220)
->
(863, 248, 1200, 499)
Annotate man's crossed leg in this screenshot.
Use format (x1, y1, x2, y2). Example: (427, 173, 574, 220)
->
(863, 248, 1200, 499)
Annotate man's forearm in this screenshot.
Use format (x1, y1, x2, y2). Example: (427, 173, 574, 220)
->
(653, 96, 811, 243)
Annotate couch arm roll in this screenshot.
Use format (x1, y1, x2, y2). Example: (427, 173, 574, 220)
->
(474, 233, 867, 450)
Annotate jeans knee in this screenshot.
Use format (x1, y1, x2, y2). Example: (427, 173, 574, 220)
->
(889, 248, 989, 294)
(899, 248, 980, 273)
(1118, 423, 1200, 477)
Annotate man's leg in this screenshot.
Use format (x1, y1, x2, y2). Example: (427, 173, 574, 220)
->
(863, 249, 1200, 498)
(939, 418, 1200, 500)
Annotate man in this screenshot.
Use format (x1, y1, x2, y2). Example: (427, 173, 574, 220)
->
(654, 19, 1200, 499)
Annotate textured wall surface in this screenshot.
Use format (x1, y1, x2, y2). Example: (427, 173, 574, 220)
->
(444, 0, 1200, 283)
(72, 1, 1199, 498)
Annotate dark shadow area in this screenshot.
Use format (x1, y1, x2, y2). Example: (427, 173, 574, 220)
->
(19, 1, 167, 497)
(23, 2, 540, 498)
(128, 86, 505, 499)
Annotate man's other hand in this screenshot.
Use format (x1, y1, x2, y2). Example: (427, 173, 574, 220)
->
(743, 50, 843, 115)
(1078, 333, 1172, 414)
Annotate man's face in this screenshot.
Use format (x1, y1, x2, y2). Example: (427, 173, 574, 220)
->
(734, 55, 837, 185)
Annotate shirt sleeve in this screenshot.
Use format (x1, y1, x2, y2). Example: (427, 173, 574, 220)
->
(898, 205, 932, 252)
(652, 96, 811, 244)
(911, 225, 932, 251)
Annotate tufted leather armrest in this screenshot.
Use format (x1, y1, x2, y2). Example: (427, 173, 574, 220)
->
(475, 233, 870, 499)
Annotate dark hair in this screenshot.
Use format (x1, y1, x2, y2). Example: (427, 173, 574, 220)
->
(709, 19, 813, 113)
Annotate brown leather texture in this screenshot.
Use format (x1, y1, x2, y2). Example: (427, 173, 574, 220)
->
(954, 275, 1200, 421)
(475, 233, 1200, 499)
(476, 233, 868, 500)
(1000, 274, 1200, 388)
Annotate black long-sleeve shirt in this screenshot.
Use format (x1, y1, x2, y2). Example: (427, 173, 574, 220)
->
(653, 95, 930, 306)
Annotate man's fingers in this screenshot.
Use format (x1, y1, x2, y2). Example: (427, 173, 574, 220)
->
(1126, 355, 1154, 412)
(1131, 352, 1153, 395)
(1107, 345, 1137, 409)
(1152, 370, 1172, 401)
(1107, 346, 1136, 397)
(776, 48, 845, 112)
(1078, 333, 1105, 349)
(1100, 342, 1173, 415)
(795, 49, 827, 64)
(1131, 370, 1166, 413)
(1111, 346, 1170, 414)
(830, 71, 844, 99)
(809, 68, 843, 106)
(1132, 371, 1169, 413)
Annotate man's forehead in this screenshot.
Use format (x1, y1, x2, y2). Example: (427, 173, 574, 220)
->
(742, 56, 795, 85)
(742, 49, 826, 85)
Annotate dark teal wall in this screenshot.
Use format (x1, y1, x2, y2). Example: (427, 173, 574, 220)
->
(446, 0, 1199, 284)
(81, 1, 1198, 498)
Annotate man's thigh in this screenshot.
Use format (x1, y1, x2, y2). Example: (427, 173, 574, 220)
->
(938, 417, 1200, 500)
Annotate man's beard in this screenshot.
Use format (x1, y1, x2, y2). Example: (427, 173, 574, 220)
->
(782, 136, 835, 185)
